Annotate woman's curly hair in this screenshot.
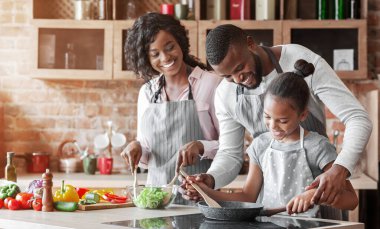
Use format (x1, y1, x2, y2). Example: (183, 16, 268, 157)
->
(124, 12, 208, 83)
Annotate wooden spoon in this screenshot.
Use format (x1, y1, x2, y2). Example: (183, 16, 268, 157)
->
(179, 168, 221, 208)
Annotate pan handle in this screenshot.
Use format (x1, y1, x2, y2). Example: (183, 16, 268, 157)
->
(260, 206, 287, 217)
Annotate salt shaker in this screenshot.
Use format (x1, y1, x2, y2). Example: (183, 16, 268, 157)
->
(42, 169, 54, 212)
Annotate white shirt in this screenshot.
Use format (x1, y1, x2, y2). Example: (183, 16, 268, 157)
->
(208, 44, 372, 189)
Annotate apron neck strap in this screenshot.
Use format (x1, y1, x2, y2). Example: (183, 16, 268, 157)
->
(236, 46, 283, 99)
(152, 66, 193, 103)
(269, 126, 305, 148)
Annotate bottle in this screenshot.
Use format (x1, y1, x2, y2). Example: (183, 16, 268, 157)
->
(42, 169, 54, 212)
(64, 43, 76, 69)
(317, 0, 327, 19)
(5, 152, 17, 182)
(335, 0, 345, 19)
(97, 0, 112, 20)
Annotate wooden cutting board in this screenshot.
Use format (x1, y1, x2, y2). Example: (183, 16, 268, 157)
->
(78, 201, 134, 211)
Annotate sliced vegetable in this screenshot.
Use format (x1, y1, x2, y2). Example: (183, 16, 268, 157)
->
(134, 187, 168, 209)
(76, 188, 90, 199)
(78, 199, 97, 205)
(83, 193, 100, 203)
(53, 180, 80, 202)
(54, 201, 78, 212)
(103, 193, 127, 203)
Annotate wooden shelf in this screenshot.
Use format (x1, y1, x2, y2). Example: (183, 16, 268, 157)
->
(198, 20, 282, 64)
(283, 19, 367, 80)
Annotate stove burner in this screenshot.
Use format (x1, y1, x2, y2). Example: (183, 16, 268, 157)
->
(103, 213, 339, 229)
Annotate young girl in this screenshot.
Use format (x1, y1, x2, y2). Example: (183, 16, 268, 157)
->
(191, 59, 358, 217)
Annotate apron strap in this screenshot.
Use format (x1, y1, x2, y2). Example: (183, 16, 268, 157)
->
(151, 66, 194, 103)
(300, 126, 305, 149)
(261, 46, 283, 74)
(236, 46, 283, 99)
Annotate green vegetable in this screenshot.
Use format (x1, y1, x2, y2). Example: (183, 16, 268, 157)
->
(134, 187, 168, 209)
(84, 193, 100, 203)
(79, 199, 97, 205)
(0, 184, 20, 199)
(54, 201, 78, 212)
(139, 218, 168, 229)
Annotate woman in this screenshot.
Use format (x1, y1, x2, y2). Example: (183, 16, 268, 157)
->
(122, 12, 221, 204)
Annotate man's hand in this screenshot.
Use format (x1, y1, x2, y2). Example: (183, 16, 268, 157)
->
(120, 140, 142, 173)
(306, 164, 349, 205)
(287, 189, 315, 214)
(179, 173, 215, 202)
(176, 141, 204, 168)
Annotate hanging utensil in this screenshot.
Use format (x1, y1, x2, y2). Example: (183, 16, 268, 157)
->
(179, 167, 221, 208)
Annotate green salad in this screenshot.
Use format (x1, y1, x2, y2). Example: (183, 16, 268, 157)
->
(134, 187, 169, 209)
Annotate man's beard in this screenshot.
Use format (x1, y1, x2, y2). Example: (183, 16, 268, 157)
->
(240, 52, 263, 90)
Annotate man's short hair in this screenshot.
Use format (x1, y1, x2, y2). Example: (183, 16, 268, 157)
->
(206, 24, 247, 65)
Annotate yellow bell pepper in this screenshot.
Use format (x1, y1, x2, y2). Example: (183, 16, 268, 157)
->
(53, 180, 80, 202)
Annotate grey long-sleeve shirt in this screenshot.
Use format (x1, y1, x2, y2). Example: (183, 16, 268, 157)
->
(208, 44, 372, 189)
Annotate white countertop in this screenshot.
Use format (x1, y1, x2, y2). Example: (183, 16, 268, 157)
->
(0, 205, 364, 229)
(15, 172, 377, 191)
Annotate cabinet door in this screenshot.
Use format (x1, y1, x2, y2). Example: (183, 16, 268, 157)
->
(114, 20, 198, 80)
(198, 20, 282, 64)
(283, 20, 367, 80)
(32, 19, 113, 80)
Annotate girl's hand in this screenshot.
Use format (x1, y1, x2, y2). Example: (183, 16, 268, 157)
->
(286, 189, 315, 215)
(120, 141, 142, 172)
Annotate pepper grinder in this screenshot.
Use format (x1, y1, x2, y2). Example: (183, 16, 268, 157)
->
(42, 169, 54, 212)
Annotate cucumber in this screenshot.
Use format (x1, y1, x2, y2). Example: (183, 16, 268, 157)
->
(54, 201, 78, 212)
(84, 193, 100, 203)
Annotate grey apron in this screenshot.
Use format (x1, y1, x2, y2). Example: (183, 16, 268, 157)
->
(141, 75, 212, 205)
(235, 46, 326, 138)
(261, 126, 319, 217)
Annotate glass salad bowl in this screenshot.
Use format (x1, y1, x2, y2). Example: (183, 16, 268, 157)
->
(126, 185, 178, 209)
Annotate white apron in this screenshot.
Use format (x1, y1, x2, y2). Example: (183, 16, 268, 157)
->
(140, 76, 212, 204)
(261, 127, 319, 217)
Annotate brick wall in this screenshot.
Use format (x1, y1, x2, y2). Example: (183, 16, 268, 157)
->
(0, 0, 143, 175)
(0, 0, 379, 176)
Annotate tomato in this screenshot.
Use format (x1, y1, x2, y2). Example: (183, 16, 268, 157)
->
(15, 192, 34, 209)
(4, 197, 13, 209)
(8, 199, 20, 210)
(0, 198, 3, 208)
(32, 198, 42, 211)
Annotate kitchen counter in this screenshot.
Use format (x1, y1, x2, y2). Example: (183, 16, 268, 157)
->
(16, 172, 377, 191)
(0, 205, 364, 229)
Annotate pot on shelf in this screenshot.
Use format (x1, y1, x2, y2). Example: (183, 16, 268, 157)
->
(15, 152, 50, 173)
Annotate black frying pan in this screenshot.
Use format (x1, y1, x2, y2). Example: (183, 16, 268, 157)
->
(197, 201, 286, 221)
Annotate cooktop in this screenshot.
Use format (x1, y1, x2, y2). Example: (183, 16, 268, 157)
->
(103, 213, 338, 228)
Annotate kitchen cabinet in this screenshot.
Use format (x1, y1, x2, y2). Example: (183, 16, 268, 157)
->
(32, 19, 113, 80)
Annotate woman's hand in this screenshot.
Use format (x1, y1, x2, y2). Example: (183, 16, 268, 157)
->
(176, 141, 204, 167)
(286, 189, 315, 215)
(120, 140, 142, 172)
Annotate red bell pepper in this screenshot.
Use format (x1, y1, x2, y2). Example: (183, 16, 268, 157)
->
(103, 193, 128, 203)
(76, 188, 90, 199)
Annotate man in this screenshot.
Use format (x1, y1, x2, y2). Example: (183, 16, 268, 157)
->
(183, 24, 372, 206)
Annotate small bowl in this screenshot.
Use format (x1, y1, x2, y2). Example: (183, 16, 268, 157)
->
(127, 185, 178, 209)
